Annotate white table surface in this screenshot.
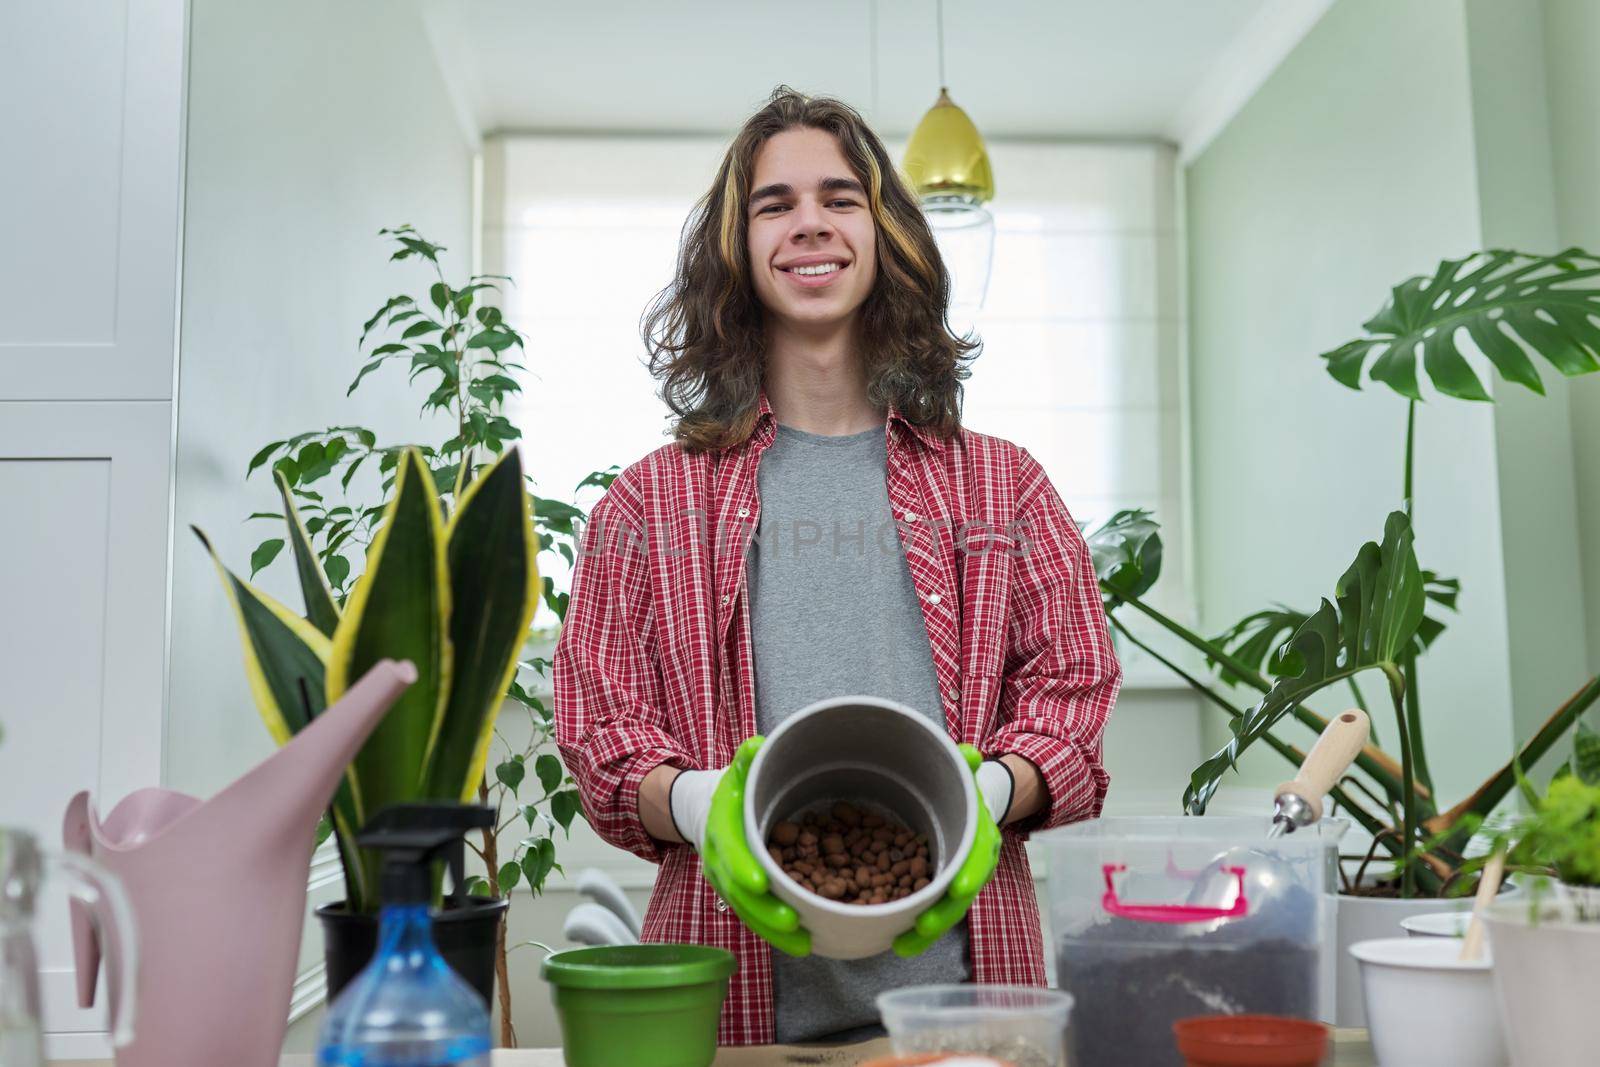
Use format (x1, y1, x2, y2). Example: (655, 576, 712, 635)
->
(59, 1029, 1375, 1065)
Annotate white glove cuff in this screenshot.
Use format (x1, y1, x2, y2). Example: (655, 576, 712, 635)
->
(667, 768, 722, 852)
(976, 759, 1015, 826)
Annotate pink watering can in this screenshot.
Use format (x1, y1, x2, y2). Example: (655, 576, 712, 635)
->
(62, 659, 417, 1067)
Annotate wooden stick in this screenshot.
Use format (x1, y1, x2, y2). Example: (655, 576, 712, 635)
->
(1459, 850, 1506, 962)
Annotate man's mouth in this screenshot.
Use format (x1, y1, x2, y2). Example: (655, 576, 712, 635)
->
(778, 260, 850, 287)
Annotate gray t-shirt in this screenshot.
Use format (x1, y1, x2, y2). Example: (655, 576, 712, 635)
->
(745, 421, 971, 1044)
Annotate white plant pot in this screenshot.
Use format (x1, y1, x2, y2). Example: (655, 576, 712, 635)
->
(1335, 879, 1521, 1026)
(1484, 896, 1600, 1067)
(1349, 937, 1507, 1067)
(1401, 911, 1472, 938)
(1553, 881, 1600, 922)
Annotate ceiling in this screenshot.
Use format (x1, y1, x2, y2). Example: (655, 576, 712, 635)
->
(417, 0, 1333, 157)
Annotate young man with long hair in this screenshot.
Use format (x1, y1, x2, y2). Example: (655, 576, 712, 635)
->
(554, 86, 1120, 1045)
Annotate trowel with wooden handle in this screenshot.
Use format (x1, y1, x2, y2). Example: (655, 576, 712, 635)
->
(1185, 709, 1372, 923)
(1268, 709, 1373, 838)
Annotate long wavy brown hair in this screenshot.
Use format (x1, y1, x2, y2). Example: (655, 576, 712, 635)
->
(642, 85, 979, 453)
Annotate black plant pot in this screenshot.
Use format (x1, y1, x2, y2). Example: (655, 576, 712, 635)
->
(317, 894, 509, 1005)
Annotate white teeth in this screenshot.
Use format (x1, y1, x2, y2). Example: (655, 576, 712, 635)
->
(788, 262, 842, 276)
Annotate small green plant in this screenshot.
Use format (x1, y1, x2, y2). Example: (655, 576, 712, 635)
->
(1510, 775, 1600, 889)
(1503, 725, 1600, 890)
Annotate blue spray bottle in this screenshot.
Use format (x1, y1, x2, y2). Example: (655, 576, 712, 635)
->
(317, 804, 496, 1067)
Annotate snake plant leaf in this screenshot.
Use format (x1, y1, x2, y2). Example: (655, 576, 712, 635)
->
(1322, 248, 1600, 401)
(195, 526, 372, 906)
(328, 447, 453, 835)
(194, 525, 331, 740)
(422, 448, 539, 801)
(274, 470, 340, 637)
(1085, 509, 1163, 602)
(1185, 511, 1425, 814)
(1210, 571, 1460, 687)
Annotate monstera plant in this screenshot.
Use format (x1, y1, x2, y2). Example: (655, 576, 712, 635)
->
(1089, 248, 1600, 897)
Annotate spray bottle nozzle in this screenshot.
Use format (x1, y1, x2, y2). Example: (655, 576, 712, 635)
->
(356, 804, 495, 907)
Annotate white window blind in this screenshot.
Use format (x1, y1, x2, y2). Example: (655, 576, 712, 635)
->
(481, 135, 1191, 633)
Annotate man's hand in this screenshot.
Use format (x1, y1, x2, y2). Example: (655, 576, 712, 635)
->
(672, 736, 812, 957)
(892, 742, 1002, 957)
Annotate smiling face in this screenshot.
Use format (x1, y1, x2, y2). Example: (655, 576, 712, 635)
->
(745, 126, 878, 333)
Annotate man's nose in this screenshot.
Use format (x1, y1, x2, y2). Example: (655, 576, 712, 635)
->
(788, 198, 832, 241)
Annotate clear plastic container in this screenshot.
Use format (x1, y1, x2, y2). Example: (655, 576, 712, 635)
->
(1041, 817, 1342, 1067)
(876, 985, 1073, 1067)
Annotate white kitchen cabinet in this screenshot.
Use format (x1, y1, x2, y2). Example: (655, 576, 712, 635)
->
(0, 0, 188, 1058)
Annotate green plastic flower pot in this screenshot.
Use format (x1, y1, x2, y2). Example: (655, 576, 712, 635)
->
(541, 944, 736, 1067)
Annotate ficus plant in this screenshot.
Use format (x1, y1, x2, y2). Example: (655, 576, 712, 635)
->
(208, 226, 614, 1046)
(1086, 248, 1600, 898)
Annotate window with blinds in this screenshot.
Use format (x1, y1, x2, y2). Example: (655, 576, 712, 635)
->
(480, 135, 1191, 636)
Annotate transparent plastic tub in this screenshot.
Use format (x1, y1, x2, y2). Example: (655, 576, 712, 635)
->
(1041, 817, 1343, 1067)
(876, 985, 1074, 1067)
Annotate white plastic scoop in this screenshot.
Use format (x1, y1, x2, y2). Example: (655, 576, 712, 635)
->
(1187, 709, 1371, 917)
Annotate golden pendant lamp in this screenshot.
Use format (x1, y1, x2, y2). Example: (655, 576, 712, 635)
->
(901, 0, 995, 311)
(902, 87, 995, 206)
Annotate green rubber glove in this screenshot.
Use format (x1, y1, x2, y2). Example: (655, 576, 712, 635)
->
(892, 742, 1002, 958)
(699, 736, 813, 957)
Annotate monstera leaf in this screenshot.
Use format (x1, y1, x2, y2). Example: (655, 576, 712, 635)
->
(1322, 248, 1600, 400)
(1185, 511, 1425, 814)
(1084, 509, 1163, 602)
(1209, 570, 1459, 687)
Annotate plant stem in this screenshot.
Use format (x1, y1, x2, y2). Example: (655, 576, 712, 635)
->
(1345, 676, 1369, 715)
(1116, 592, 1265, 687)
(1427, 674, 1600, 840)
(434, 262, 467, 475)
(1403, 399, 1416, 518)
(1107, 615, 1390, 840)
(479, 781, 516, 1048)
(1347, 675, 1381, 748)
(1339, 774, 1393, 825)
(495, 912, 516, 1047)
(1110, 590, 1423, 803)
(1404, 651, 1435, 797)
(1384, 666, 1419, 898)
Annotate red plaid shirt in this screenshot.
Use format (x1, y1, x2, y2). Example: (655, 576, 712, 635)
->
(553, 387, 1121, 1044)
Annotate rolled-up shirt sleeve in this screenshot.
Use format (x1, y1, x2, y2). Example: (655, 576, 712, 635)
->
(984, 447, 1121, 838)
(553, 485, 694, 863)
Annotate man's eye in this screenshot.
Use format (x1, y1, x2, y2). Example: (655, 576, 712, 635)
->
(829, 200, 858, 208)
(758, 204, 787, 214)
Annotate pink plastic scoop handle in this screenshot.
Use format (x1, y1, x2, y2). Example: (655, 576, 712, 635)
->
(1100, 863, 1250, 924)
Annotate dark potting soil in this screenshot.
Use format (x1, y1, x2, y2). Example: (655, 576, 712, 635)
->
(1056, 889, 1320, 1067)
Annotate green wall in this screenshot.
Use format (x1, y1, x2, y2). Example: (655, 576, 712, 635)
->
(1460, 0, 1591, 754)
(1185, 0, 1519, 804)
(1184, 0, 1600, 813)
(1543, 0, 1600, 679)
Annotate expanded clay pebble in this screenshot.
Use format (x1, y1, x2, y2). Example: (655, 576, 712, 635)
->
(767, 802, 933, 905)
